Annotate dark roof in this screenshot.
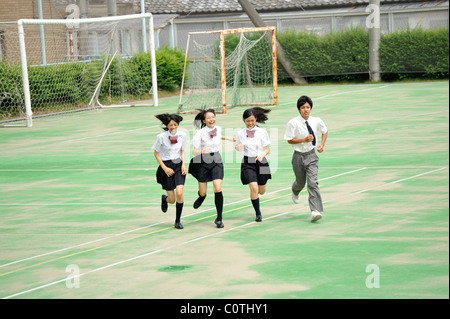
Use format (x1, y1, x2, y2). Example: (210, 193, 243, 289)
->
(52, 0, 448, 15)
(144, 0, 440, 15)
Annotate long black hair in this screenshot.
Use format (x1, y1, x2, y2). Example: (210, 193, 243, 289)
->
(155, 113, 183, 131)
(194, 108, 216, 129)
(242, 107, 271, 124)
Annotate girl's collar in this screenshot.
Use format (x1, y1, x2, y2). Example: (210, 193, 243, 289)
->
(167, 129, 177, 136)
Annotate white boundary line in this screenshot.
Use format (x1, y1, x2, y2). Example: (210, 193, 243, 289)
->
(0, 168, 373, 207)
(2, 166, 448, 299)
(1, 209, 304, 300)
(8, 125, 161, 151)
(276, 84, 392, 106)
(0, 203, 160, 207)
(1, 165, 444, 207)
(58, 126, 160, 144)
(316, 84, 392, 100)
(0, 168, 366, 269)
(0, 168, 154, 172)
(354, 110, 449, 123)
(354, 167, 448, 194)
(0, 166, 444, 173)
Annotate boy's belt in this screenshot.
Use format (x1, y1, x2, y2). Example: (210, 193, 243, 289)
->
(294, 149, 315, 156)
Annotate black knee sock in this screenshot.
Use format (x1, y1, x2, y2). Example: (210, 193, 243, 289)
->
(251, 198, 261, 216)
(214, 192, 223, 221)
(193, 191, 206, 209)
(176, 202, 183, 223)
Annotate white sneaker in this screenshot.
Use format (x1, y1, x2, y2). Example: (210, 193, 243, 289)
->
(292, 193, 300, 204)
(310, 211, 322, 222)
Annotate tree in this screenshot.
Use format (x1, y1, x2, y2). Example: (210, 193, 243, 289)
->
(237, 0, 307, 84)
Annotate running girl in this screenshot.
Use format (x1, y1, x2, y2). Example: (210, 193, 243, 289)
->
(188, 108, 235, 228)
(152, 113, 187, 229)
(235, 107, 272, 222)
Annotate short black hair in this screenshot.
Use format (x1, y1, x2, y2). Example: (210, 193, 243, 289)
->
(297, 95, 313, 110)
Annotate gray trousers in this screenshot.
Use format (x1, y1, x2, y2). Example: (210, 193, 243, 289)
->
(291, 149, 323, 212)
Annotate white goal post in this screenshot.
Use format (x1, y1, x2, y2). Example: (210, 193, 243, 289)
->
(178, 26, 278, 114)
(6, 13, 157, 127)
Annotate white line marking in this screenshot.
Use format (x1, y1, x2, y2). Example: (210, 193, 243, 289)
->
(0, 166, 444, 173)
(0, 221, 165, 269)
(58, 126, 160, 144)
(11, 125, 161, 150)
(275, 84, 391, 107)
(0, 168, 153, 172)
(349, 110, 449, 124)
(0, 203, 188, 207)
(2, 166, 447, 299)
(354, 167, 447, 194)
(0, 168, 366, 269)
(316, 85, 392, 100)
(2, 249, 164, 300)
(2, 211, 297, 299)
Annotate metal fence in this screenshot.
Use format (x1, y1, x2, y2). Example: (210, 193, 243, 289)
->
(156, 2, 449, 52)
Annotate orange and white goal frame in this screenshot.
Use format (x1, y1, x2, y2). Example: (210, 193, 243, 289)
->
(178, 26, 278, 114)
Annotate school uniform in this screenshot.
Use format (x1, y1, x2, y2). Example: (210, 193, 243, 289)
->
(236, 126, 271, 186)
(188, 125, 224, 182)
(152, 130, 187, 191)
(284, 115, 328, 212)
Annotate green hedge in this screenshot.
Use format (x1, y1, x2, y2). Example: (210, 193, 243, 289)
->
(0, 63, 24, 108)
(97, 46, 186, 100)
(0, 46, 187, 115)
(2, 28, 448, 118)
(380, 28, 449, 80)
(278, 27, 449, 82)
(28, 62, 89, 107)
(278, 27, 369, 77)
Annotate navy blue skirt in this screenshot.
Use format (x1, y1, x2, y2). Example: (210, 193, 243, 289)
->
(188, 152, 224, 183)
(156, 159, 186, 191)
(240, 156, 271, 185)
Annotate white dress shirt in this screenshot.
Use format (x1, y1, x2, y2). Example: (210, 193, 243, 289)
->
(152, 130, 186, 161)
(191, 125, 222, 153)
(236, 126, 271, 157)
(284, 115, 328, 153)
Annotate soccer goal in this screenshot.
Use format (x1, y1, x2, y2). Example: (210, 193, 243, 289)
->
(178, 26, 278, 114)
(0, 13, 157, 127)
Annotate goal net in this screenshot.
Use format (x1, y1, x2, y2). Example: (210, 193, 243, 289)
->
(178, 27, 278, 114)
(0, 13, 157, 127)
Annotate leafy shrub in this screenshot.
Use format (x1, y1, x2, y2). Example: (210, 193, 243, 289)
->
(379, 27, 449, 80)
(277, 27, 448, 82)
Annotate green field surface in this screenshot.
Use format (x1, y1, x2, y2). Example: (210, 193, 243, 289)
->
(0, 82, 448, 299)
